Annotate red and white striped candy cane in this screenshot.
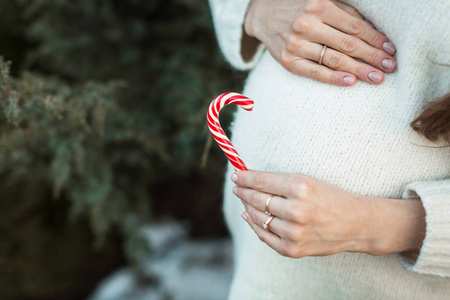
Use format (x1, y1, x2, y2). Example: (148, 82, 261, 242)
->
(207, 92, 254, 171)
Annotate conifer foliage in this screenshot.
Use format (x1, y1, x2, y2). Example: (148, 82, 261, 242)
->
(1, 56, 168, 238)
(0, 0, 243, 298)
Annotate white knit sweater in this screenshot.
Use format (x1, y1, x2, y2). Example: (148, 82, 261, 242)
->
(209, 0, 450, 299)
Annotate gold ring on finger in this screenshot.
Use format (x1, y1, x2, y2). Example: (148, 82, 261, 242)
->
(265, 195, 274, 216)
(319, 45, 327, 65)
(262, 215, 275, 231)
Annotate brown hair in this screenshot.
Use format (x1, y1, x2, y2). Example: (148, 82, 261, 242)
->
(410, 93, 450, 147)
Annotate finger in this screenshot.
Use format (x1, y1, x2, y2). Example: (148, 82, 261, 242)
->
(242, 211, 289, 255)
(330, 0, 364, 20)
(279, 43, 356, 86)
(300, 42, 385, 84)
(287, 58, 359, 86)
(245, 205, 292, 239)
(321, 6, 396, 56)
(233, 186, 289, 219)
(307, 23, 396, 74)
(331, 5, 376, 31)
(233, 171, 304, 198)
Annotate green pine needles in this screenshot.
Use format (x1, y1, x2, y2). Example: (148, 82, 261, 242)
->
(0, 57, 162, 260)
(0, 0, 245, 297)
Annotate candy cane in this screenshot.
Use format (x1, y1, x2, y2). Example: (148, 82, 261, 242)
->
(207, 92, 254, 171)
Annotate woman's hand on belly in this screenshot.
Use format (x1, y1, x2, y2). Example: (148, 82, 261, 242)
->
(244, 0, 397, 85)
(231, 170, 426, 258)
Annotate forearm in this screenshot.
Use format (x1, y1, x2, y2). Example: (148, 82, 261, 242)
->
(360, 195, 426, 256)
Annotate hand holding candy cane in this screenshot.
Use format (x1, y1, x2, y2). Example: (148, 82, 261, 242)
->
(207, 92, 254, 171)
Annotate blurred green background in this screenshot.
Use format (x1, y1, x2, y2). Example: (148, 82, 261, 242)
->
(0, 0, 245, 299)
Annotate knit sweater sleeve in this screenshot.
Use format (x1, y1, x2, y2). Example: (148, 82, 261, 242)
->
(208, 0, 265, 70)
(397, 179, 450, 277)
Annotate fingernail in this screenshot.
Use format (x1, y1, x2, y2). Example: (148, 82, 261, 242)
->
(241, 212, 248, 222)
(368, 71, 382, 83)
(382, 41, 396, 55)
(233, 186, 238, 195)
(342, 76, 355, 86)
(231, 173, 238, 183)
(381, 59, 395, 70)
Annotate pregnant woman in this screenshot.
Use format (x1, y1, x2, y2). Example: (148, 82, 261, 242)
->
(209, 0, 450, 299)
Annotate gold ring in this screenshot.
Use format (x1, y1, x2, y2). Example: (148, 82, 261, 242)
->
(262, 215, 275, 231)
(265, 195, 274, 216)
(319, 45, 327, 65)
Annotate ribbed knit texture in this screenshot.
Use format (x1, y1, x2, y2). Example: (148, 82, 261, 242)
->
(209, 0, 450, 299)
(400, 180, 450, 277)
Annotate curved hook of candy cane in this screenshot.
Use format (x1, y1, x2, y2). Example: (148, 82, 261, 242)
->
(207, 92, 254, 171)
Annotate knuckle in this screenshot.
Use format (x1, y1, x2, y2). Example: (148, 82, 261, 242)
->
(370, 32, 383, 47)
(285, 209, 297, 221)
(369, 249, 384, 256)
(286, 60, 298, 74)
(304, 0, 326, 14)
(286, 245, 304, 258)
(368, 49, 380, 65)
(285, 35, 302, 52)
(287, 224, 304, 240)
(292, 16, 311, 33)
(250, 192, 260, 207)
(294, 204, 312, 223)
(277, 247, 289, 257)
(347, 19, 364, 35)
(355, 64, 368, 78)
(295, 206, 310, 223)
(331, 72, 344, 86)
(253, 172, 266, 190)
(278, 242, 294, 257)
(286, 202, 301, 220)
(284, 248, 296, 258)
(296, 40, 307, 51)
(328, 53, 344, 69)
(287, 175, 302, 190)
(249, 209, 259, 223)
(294, 246, 307, 258)
(293, 180, 314, 199)
(368, 242, 387, 256)
(309, 67, 323, 82)
(279, 51, 293, 69)
(277, 241, 293, 257)
(340, 36, 358, 53)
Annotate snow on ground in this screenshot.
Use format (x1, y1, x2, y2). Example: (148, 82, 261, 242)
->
(87, 221, 233, 300)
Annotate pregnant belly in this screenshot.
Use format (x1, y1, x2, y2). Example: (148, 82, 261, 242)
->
(229, 54, 450, 199)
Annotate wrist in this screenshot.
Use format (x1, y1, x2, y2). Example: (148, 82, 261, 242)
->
(360, 195, 426, 256)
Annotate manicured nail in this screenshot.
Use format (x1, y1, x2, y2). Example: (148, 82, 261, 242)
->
(231, 173, 238, 183)
(368, 71, 382, 83)
(241, 212, 248, 222)
(342, 76, 355, 85)
(381, 59, 395, 70)
(233, 186, 238, 195)
(382, 41, 396, 55)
